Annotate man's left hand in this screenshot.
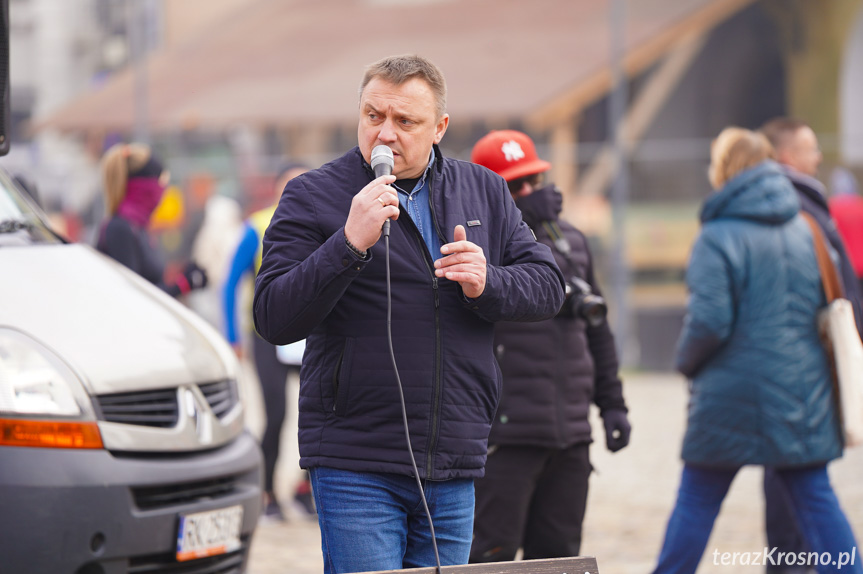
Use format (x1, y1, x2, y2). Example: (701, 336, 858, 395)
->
(435, 224, 487, 299)
(602, 409, 631, 453)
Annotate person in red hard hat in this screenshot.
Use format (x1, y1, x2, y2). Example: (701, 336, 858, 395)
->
(469, 129, 631, 562)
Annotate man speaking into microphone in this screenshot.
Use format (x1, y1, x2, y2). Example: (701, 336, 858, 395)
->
(254, 54, 564, 573)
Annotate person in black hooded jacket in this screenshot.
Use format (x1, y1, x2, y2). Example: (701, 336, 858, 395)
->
(468, 130, 631, 563)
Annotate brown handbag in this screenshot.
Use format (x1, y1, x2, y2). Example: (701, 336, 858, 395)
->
(801, 212, 863, 447)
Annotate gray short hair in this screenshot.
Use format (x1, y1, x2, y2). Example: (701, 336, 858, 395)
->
(359, 54, 447, 119)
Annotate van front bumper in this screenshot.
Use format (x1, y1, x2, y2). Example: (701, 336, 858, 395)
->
(0, 430, 263, 574)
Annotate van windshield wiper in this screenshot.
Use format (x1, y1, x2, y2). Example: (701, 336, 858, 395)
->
(0, 219, 35, 234)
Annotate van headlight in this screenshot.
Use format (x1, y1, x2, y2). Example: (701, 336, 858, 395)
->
(0, 328, 102, 449)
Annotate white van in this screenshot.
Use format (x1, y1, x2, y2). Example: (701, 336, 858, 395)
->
(0, 168, 263, 573)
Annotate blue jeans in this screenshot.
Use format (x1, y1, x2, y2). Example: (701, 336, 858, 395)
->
(309, 467, 474, 574)
(653, 464, 861, 574)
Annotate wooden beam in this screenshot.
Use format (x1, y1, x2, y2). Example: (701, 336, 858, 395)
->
(359, 555, 599, 574)
(576, 31, 707, 198)
(550, 118, 579, 197)
(527, 0, 756, 131)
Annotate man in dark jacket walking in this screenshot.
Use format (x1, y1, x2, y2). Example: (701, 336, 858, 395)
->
(761, 118, 863, 333)
(468, 130, 631, 563)
(253, 56, 565, 573)
(759, 117, 863, 574)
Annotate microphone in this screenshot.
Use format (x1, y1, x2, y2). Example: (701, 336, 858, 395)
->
(371, 145, 395, 236)
(371, 144, 394, 177)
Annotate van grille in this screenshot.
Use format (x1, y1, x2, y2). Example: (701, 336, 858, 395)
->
(199, 381, 237, 419)
(132, 476, 238, 510)
(96, 381, 238, 428)
(98, 388, 179, 428)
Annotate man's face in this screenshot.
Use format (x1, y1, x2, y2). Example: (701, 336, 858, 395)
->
(780, 126, 822, 177)
(507, 173, 544, 198)
(358, 77, 449, 179)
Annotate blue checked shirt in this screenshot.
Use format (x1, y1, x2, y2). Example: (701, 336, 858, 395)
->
(394, 149, 441, 259)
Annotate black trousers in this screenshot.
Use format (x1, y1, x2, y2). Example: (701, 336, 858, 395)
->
(252, 335, 296, 494)
(470, 443, 592, 563)
(764, 467, 813, 573)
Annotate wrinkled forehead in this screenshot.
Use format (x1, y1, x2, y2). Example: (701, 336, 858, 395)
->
(360, 76, 441, 119)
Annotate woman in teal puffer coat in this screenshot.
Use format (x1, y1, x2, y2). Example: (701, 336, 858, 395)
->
(651, 128, 861, 574)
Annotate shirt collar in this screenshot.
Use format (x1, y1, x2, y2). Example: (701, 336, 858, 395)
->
(396, 148, 436, 195)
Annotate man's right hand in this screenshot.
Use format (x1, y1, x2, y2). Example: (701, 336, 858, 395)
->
(344, 174, 399, 252)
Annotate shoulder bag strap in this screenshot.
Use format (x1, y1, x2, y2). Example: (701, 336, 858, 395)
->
(800, 211, 844, 303)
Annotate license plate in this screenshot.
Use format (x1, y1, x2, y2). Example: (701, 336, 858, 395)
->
(176, 505, 243, 562)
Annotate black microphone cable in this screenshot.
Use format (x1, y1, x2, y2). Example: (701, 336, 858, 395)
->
(382, 221, 443, 574)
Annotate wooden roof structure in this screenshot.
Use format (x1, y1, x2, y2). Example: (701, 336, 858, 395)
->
(37, 0, 755, 134)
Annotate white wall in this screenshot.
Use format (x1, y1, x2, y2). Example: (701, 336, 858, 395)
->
(841, 5, 863, 166)
(9, 0, 36, 89)
(32, 0, 99, 118)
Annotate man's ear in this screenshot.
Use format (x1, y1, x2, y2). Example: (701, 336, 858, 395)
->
(434, 114, 449, 144)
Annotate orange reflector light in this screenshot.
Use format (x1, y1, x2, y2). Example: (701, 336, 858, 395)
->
(0, 418, 103, 449)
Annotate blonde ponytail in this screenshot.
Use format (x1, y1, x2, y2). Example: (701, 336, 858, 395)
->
(101, 143, 152, 215)
(708, 128, 774, 190)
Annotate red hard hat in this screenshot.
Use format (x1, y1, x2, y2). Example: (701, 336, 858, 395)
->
(470, 130, 551, 182)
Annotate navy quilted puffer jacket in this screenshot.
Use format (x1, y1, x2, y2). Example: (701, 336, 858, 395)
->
(254, 146, 565, 480)
(676, 161, 842, 468)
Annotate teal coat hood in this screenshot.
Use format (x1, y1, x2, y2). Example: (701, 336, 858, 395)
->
(700, 160, 800, 225)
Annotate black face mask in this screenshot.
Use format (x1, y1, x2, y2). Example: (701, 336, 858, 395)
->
(514, 183, 562, 226)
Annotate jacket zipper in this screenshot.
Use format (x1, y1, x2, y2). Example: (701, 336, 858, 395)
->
(545, 225, 576, 448)
(393, 192, 443, 481)
(410, 226, 441, 480)
(426, 172, 443, 480)
(542, 225, 569, 447)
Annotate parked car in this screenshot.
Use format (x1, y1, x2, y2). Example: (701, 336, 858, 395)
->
(0, 167, 263, 573)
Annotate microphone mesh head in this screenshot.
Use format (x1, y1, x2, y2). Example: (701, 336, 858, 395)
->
(371, 145, 394, 170)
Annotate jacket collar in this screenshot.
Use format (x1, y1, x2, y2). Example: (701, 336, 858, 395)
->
(781, 165, 829, 210)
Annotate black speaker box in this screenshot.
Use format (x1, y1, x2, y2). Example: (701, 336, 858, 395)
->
(0, 0, 9, 156)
